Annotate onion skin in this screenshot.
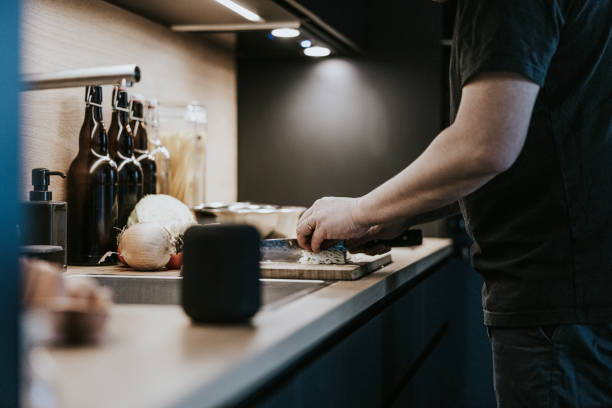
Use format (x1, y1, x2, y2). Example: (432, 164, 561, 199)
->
(118, 223, 173, 271)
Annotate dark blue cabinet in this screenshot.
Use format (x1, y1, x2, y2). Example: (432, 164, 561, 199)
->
(251, 259, 472, 408)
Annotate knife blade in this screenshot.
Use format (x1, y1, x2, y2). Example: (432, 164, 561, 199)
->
(260, 239, 346, 262)
(260, 238, 302, 262)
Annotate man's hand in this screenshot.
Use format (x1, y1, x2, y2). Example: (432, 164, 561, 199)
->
(296, 197, 369, 253)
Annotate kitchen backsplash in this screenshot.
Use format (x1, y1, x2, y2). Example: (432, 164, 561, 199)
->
(19, 0, 237, 203)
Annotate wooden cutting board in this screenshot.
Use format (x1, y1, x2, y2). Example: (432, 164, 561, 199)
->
(260, 253, 393, 280)
(67, 253, 393, 281)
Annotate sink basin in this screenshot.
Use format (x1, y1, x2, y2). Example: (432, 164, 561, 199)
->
(67, 274, 328, 309)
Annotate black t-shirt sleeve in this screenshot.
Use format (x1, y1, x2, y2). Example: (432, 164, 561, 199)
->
(454, 0, 565, 87)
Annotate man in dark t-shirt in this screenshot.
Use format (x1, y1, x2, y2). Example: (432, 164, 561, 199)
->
(297, 0, 612, 406)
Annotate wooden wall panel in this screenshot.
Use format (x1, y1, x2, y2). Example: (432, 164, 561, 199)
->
(20, 0, 237, 202)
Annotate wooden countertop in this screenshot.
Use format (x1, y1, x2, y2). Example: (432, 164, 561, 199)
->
(41, 238, 453, 408)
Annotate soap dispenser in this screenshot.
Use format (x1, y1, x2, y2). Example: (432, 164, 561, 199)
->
(21, 168, 68, 268)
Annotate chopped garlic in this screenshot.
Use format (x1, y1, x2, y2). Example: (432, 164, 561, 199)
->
(298, 248, 347, 265)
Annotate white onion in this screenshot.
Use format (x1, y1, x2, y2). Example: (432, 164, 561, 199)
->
(118, 223, 174, 271)
(127, 194, 196, 238)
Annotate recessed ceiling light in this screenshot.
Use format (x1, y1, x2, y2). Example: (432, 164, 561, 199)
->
(300, 40, 312, 48)
(214, 0, 262, 22)
(304, 46, 331, 57)
(271, 28, 300, 38)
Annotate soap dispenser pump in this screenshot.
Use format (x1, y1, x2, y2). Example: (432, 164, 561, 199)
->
(30, 168, 66, 200)
(21, 168, 68, 268)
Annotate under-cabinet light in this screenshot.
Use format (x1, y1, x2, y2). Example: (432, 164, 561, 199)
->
(304, 46, 331, 57)
(271, 28, 300, 38)
(214, 0, 262, 22)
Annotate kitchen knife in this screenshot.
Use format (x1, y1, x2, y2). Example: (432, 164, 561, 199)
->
(260, 229, 422, 263)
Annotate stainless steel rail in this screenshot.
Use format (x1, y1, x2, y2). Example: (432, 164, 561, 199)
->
(171, 21, 300, 32)
(21, 64, 141, 91)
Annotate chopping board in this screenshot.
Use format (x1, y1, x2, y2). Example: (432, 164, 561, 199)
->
(260, 253, 393, 280)
(67, 253, 393, 281)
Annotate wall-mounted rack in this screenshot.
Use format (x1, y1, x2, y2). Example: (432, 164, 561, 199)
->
(21, 64, 141, 91)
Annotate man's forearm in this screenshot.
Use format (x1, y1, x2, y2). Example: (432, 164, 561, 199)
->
(356, 124, 500, 226)
(354, 73, 539, 228)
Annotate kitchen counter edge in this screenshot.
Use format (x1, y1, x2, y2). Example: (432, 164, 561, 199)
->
(45, 238, 453, 408)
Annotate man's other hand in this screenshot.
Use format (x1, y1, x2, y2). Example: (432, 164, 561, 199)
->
(296, 197, 369, 253)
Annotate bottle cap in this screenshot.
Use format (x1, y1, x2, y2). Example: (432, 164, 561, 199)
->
(130, 97, 144, 121)
(85, 85, 103, 107)
(112, 86, 130, 111)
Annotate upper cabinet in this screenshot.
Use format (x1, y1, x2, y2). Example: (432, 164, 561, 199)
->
(105, 0, 299, 31)
(241, 0, 447, 58)
(104, 0, 359, 57)
(104, 0, 446, 58)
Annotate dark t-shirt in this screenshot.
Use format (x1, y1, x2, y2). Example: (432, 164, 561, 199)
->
(449, 0, 612, 326)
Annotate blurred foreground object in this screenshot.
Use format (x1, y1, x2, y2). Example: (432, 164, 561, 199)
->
(21, 259, 112, 345)
(182, 224, 261, 323)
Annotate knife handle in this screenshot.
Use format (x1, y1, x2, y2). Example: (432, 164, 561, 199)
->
(376, 229, 422, 247)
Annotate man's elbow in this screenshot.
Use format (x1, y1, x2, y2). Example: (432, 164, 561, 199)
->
(445, 121, 527, 178)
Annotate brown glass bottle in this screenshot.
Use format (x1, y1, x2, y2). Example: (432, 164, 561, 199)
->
(130, 97, 156, 195)
(108, 87, 143, 230)
(66, 86, 118, 265)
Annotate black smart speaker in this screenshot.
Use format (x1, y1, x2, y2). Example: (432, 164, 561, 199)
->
(182, 224, 261, 323)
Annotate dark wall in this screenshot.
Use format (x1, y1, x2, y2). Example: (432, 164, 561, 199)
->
(238, 54, 442, 206)
(0, 0, 20, 405)
(238, 56, 441, 206)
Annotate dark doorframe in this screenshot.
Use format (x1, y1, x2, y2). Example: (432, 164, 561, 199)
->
(0, 0, 21, 406)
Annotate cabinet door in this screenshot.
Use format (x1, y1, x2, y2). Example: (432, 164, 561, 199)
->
(252, 316, 383, 408)
(390, 260, 467, 407)
(254, 259, 468, 408)
(296, 316, 383, 407)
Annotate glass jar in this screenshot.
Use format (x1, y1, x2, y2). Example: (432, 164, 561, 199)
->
(158, 101, 208, 207)
(145, 99, 171, 195)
